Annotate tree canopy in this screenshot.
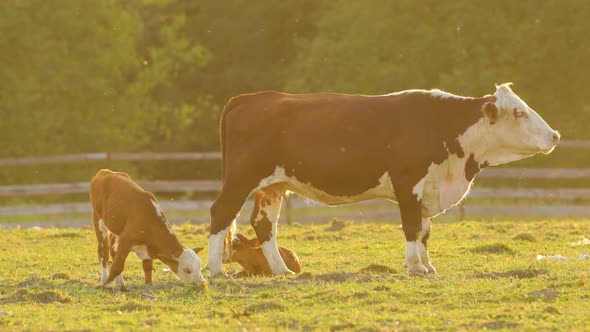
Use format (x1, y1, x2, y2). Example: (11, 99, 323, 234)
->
(1, 0, 588, 184)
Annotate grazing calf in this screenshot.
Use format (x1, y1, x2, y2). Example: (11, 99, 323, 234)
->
(208, 83, 560, 276)
(230, 233, 301, 277)
(90, 169, 205, 289)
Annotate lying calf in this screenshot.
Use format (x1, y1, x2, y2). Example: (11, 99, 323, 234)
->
(230, 233, 301, 277)
(90, 169, 205, 290)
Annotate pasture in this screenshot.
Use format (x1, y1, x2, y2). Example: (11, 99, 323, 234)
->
(1, 218, 590, 330)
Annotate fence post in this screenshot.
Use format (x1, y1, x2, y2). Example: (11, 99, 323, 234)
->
(106, 152, 112, 169)
(459, 202, 465, 221)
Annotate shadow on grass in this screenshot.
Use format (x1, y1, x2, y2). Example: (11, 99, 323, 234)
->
(473, 269, 549, 279)
(0, 289, 71, 304)
(471, 243, 515, 255)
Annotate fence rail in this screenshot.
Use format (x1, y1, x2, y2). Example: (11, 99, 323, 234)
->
(2, 168, 590, 197)
(1, 140, 589, 221)
(0, 138, 587, 167)
(479, 168, 590, 179)
(0, 152, 222, 167)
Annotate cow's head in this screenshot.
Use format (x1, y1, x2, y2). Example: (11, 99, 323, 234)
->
(163, 248, 206, 283)
(479, 83, 560, 164)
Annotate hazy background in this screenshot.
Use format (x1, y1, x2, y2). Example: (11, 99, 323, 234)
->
(2, 0, 589, 192)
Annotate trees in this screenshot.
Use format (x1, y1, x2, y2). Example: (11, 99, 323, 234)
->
(1, 1, 146, 156)
(1, 0, 587, 188)
(287, 1, 590, 138)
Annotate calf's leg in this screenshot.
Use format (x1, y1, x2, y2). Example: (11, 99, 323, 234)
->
(142, 259, 153, 285)
(102, 234, 132, 290)
(107, 233, 127, 290)
(92, 209, 109, 284)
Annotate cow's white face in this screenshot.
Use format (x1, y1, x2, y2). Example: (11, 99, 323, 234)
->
(174, 248, 206, 283)
(481, 83, 560, 164)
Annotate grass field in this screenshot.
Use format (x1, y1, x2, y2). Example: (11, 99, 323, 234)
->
(1, 218, 590, 331)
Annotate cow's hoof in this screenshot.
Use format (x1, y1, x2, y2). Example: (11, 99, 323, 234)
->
(209, 271, 229, 279)
(97, 286, 116, 293)
(424, 263, 439, 277)
(407, 263, 429, 277)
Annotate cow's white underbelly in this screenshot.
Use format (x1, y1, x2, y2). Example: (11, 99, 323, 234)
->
(109, 233, 152, 261)
(255, 161, 473, 218)
(256, 166, 397, 206)
(413, 155, 474, 218)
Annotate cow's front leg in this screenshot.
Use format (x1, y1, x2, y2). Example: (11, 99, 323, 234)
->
(142, 259, 154, 285)
(251, 188, 293, 275)
(393, 180, 430, 276)
(418, 219, 438, 276)
(102, 234, 131, 290)
(208, 181, 251, 277)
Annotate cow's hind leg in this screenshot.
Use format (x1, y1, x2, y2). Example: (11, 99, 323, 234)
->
(208, 180, 252, 276)
(418, 219, 438, 276)
(92, 209, 109, 284)
(250, 186, 292, 275)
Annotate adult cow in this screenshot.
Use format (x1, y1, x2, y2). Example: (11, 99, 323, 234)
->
(207, 83, 560, 276)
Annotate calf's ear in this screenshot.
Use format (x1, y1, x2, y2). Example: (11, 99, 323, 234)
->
(482, 102, 499, 125)
(231, 238, 242, 248)
(193, 247, 204, 254)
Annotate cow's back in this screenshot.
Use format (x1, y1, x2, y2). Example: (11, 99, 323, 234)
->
(220, 91, 447, 197)
(90, 170, 159, 235)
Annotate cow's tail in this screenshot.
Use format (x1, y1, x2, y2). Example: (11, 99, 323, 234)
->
(219, 96, 242, 183)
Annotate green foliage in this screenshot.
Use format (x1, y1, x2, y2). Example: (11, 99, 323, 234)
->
(1, 1, 588, 189)
(1, 220, 590, 330)
(1, 0, 145, 156)
(287, 0, 590, 139)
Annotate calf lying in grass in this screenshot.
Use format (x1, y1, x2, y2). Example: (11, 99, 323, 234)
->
(90, 169, 205, 290)
(230, 233, 301, 277)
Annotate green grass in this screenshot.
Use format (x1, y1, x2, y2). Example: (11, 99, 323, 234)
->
(1, 219, 590, 330)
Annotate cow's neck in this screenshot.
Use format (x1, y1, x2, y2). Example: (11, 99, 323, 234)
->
(458, 117, 527, 166)
(148, 231, 184, 259)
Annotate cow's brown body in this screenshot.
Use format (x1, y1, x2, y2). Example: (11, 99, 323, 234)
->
(90, 169, 204, 289)
(207, 85, 559, 276)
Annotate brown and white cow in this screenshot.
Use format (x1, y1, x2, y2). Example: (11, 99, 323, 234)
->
(90, 169, 205, 289)
(207, 83, 560, 276)
(230, 233, 301, 277)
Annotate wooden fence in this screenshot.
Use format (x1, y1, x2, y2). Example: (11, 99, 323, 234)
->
(1, 140, 589, 225)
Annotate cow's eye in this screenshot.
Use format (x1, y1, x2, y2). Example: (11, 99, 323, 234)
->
(183, 268, 192, 274)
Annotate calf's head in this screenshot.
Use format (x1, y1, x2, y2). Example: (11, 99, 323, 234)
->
(229, 233, 254, 258)
(480, 83, 560, 164)
(161, 248, 206, 283)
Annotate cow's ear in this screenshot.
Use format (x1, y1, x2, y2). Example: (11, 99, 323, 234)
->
(193, 247, 204, 254)
(482, 102, 498, 125)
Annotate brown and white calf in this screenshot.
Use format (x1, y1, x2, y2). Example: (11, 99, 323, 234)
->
(207, 83, 560, 276)
(90, 169, 205, 289)
(230, 233, 301, 277)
